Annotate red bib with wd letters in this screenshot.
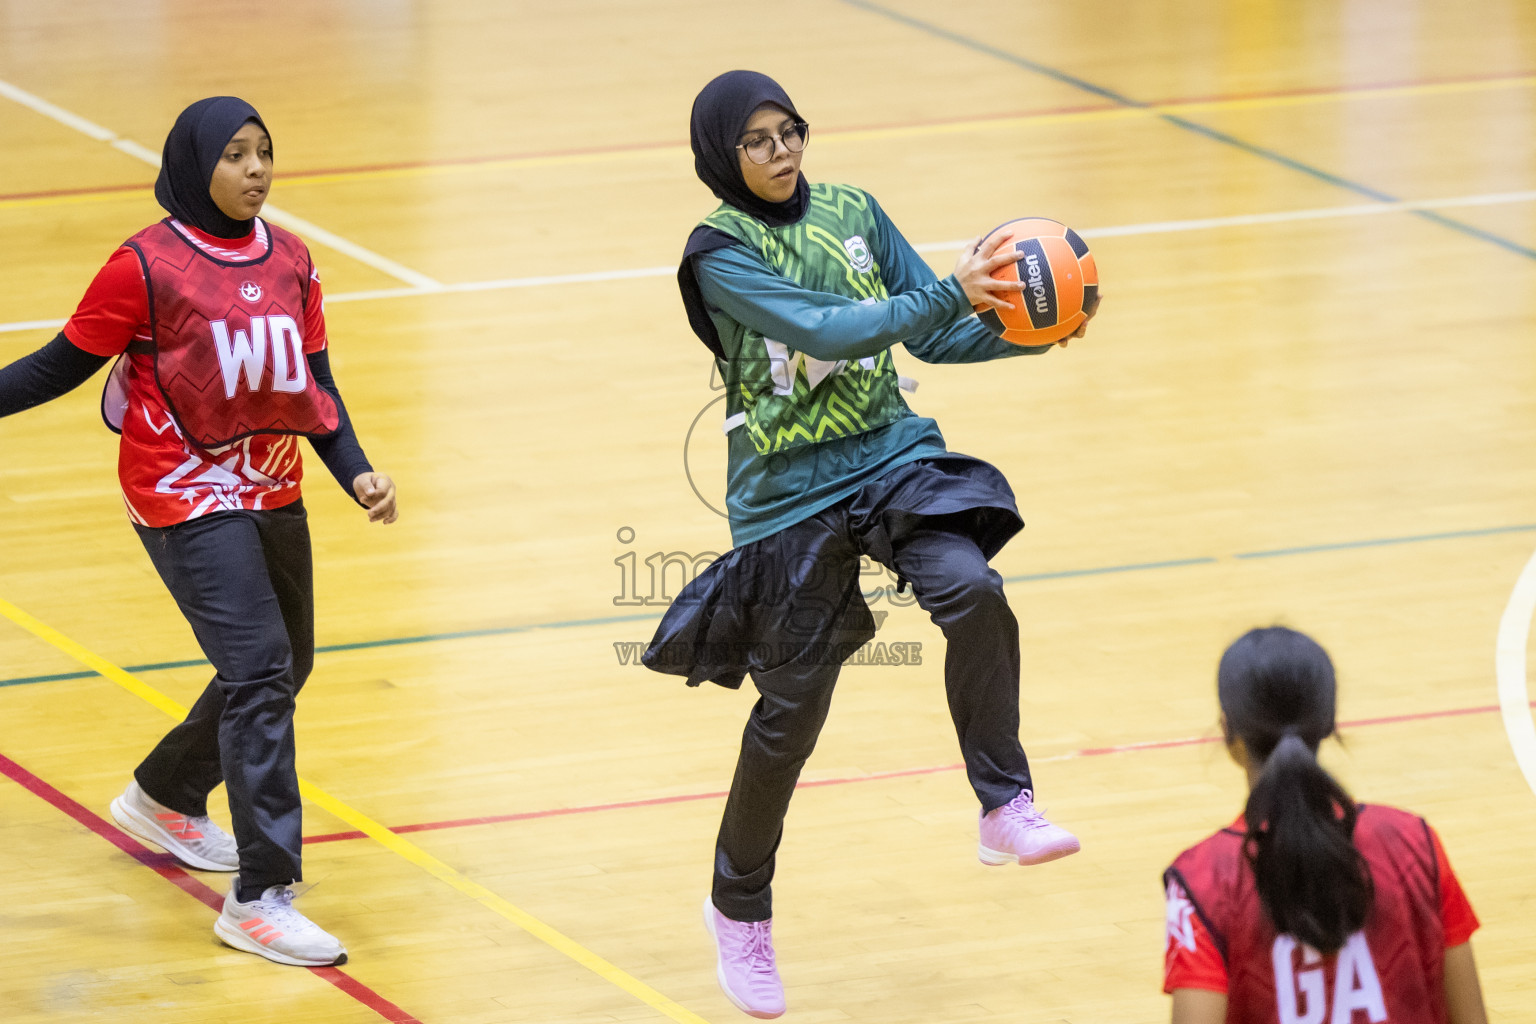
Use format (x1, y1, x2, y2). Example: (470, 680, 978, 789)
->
(118, 218, 340, 449)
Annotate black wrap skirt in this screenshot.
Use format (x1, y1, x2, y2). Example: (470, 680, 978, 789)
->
(642, 455, 1023, 692)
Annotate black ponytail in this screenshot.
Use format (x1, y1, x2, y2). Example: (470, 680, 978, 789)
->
(1243, 731, 1372, 951)
(1218, 627, 1373, 953)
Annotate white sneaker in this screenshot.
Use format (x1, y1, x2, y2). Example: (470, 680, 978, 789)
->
(110, 780, 238, 871)
(214, 882, 348, 967)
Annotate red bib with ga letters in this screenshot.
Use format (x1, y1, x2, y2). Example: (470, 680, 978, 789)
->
(1165, 805, 1449, 1024)
(121, 218, 340, 449)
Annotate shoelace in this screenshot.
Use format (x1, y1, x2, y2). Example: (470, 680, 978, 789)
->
(1001, 796, 1050, 831)
(254, 887, 311, 931)
(734, 921, 777, 977)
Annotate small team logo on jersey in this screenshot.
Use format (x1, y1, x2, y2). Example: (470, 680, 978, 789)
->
(843, 235, 873, 273)
(239, 281, 263, 303)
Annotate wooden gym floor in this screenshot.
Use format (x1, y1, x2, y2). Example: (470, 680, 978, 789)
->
(1, 1, 1534, 1021)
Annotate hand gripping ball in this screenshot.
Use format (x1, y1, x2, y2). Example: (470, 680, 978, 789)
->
(973, 217, 1099, 346)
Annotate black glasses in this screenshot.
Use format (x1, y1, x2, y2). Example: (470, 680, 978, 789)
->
(736, 122, 810, 165)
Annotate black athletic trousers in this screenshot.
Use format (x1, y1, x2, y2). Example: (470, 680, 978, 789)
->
(712, 517, 1031, 922)
(131, 501, 314, 896)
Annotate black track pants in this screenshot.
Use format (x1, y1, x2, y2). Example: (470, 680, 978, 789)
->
(131, 501, 314, 893)
(710, 516, 1030, 921)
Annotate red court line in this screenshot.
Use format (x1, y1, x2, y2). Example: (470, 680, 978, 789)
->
(302, 698, 1536, 846)
(0, 752, 423, 1024)
(303, 762, 972, 845)
(1120, 67, 1536, 109)
(0, 181, 152, 203)
(5, 69, 1530, 204)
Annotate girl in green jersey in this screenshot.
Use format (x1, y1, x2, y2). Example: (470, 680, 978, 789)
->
(647, 70, 1099, 1019)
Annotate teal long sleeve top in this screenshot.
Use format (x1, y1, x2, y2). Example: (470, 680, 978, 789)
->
(695, 196, 1051, 546)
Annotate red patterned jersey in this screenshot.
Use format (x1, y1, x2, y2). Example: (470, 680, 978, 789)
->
(65, 218, 329, 526)
(1163, 805, 1479, 1024)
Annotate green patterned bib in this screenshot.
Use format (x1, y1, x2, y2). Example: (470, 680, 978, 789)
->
(703, 184, 909, 455)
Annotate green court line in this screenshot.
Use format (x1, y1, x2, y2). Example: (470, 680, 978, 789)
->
(0, 613, 665, 688)
(8, 525, 1536, 689)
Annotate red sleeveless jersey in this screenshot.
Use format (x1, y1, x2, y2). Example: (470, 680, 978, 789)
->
(1163, 804, 1478, 1024)
(123, 218, 340, 448)
(66, 220, 331, 526)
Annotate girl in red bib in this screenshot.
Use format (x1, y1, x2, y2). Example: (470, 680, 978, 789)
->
(1163, 627, 1487, 1024)
(0, 97, 396, 967)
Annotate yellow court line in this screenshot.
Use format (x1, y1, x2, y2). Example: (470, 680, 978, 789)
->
(0, 595, 713, 1024)
(3, 74, 1532, 209)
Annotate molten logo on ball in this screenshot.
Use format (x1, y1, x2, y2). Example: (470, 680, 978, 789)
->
(1022, 251, 1049, 313)
(1015, 239, 1057, 330)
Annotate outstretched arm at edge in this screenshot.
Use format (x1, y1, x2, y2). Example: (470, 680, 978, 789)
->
(0, 333, 110, 417)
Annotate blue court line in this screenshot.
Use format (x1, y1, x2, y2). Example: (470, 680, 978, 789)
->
(1235, 523, 1536, 559)
(7, 524, 1536, 689)
(1002, 557, 1217, 583)
(839, 0, 1536, 262)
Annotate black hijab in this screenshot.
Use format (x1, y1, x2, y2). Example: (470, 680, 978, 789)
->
(679, 71, 810, 357)
(154, 97, 269, 239)
(689, 70, 809, 227)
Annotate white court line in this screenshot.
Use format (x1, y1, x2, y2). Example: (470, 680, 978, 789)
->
(0, 77, 441, 291)
(326, 265, 684, 304)
(257, 188, 1536, 307)
(909, 189, 1536, 251)
(253, 187, 1536, 301)
(0, 318, 70, 334)
(258, 206, 441, 290)
(1495, 549, 1536, 800)
(4, 188, 1536, 332)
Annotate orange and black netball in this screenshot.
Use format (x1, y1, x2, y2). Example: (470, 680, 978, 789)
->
(973, 217, 1099, 346)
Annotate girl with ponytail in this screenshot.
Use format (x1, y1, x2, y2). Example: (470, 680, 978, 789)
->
(1162, 627, 1487, 1024)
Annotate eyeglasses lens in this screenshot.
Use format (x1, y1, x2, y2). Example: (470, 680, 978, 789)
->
(743, 124, 809, 164)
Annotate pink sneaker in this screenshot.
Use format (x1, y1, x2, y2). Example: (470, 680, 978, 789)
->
(703, 897, 785, 1019)
(978, 789, 1081, 866)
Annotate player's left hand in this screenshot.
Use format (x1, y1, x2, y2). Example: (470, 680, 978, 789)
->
(1058, 291, 1103, 349)
(353, 472, 398, 524)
